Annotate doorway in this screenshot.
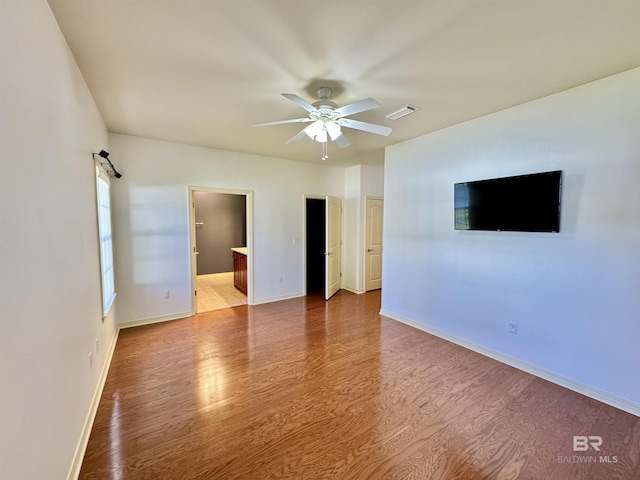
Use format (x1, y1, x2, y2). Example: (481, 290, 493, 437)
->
(305, 196, 342, 299)
(306, 198, 325, 295)
(190, 187, 253, 313)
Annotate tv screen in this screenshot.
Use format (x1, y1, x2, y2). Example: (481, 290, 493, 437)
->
(455, 171, 562, 232)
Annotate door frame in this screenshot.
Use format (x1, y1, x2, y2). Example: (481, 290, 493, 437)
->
(303, 194, 344, 298)
(303, 194, 326, 296)
(188, 186, 254, 314)
(303, 195, 326, 296)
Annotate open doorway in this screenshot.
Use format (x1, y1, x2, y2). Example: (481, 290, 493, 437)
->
(190, 188, 252, 313)
(305, 196, 342, 299)
(306, 198, 325, 295)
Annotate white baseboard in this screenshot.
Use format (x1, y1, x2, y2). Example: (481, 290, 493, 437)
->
(380, 309, 640, 418)
(252, 292, 305, 305)
(118, 311, 192, 330)
(66, 328, 119, 480)
(341, 286, 365, 294)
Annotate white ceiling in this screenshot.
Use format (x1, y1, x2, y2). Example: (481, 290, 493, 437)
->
(47, 0, 640, 167)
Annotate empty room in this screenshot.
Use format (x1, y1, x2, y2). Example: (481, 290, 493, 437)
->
(1, 1, 639, 479)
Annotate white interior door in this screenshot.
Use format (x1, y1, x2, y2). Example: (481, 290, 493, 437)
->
(365, 197, 383, 291)
(325, 196, 342, 300)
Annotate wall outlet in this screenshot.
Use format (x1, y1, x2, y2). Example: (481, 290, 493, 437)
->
(163, 290, 170, 299)
(509, 322, 518, 335)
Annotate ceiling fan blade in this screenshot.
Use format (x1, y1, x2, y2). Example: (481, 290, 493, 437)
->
(333, 97, 380, 118)
(333, 134, 350, 148)
(339, 118, 392, 136)
(254, 118, 312, 127)
(286, 127, 310, 145)
(282, 93, 319, 114)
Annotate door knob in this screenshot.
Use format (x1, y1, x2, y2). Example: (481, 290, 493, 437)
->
(367, 248, 374, 252)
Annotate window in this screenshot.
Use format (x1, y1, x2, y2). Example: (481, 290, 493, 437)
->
(96, 165, 116, 317)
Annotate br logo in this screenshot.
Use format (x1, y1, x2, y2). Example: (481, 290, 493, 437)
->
(573, 436, 602, 451)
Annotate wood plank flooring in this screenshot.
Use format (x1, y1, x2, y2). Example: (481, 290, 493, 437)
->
(80, 291, 640, 479)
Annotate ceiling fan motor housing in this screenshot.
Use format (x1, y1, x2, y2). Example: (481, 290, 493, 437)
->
(311, 96, 338, 121)
(311, 105, 339, 120)
(312, 86, 339, 113)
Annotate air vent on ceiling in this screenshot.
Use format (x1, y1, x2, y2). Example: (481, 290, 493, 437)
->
(385, 104, 420, 120)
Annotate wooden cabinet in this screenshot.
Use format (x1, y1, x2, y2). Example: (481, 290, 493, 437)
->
(233, 251, 247, 294)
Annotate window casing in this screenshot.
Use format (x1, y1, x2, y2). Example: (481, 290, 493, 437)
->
(96, 165, 116, 317)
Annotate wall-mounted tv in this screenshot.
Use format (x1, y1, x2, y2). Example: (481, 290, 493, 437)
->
(455, 170, 562, 232)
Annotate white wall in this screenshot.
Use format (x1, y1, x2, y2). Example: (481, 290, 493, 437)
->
(108, 134, 346, 323)
(382, 68, 640, 412)
(0, 1, 116, 478)
(343, 165, 384, 293)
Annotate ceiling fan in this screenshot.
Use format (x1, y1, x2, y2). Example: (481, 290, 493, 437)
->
(255, 87, 391, 159)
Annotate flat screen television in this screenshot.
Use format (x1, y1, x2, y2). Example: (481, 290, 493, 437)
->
(454, 170, 562, 232)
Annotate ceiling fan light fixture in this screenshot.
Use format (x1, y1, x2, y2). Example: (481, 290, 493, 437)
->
(304, 119, 342, 143)
(325, 121, 341, 141)
(304, 120, 324, 140)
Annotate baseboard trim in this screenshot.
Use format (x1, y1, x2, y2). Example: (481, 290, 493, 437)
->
(252, 292, 305, 305)
(342, 286, 365, 294)
(379, 309, 640, 418)
(66, 327, 119, 480)
(119, 311, 192, 330)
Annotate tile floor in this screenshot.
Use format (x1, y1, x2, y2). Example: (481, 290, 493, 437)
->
(196, 272, 247, 313)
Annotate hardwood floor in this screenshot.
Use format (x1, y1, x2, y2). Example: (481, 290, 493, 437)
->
(80, 291, 639, 479)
